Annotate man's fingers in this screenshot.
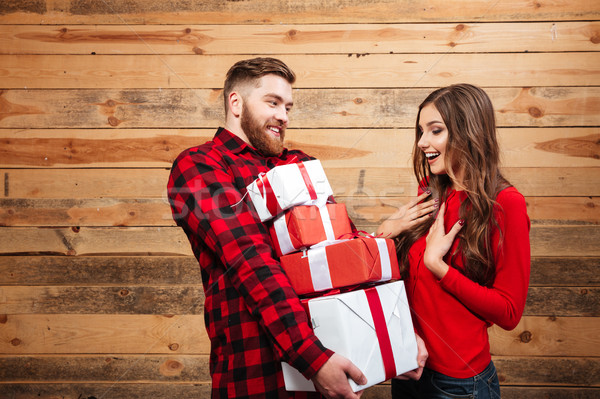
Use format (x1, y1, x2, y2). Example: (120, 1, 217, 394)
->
(345, 361, 367, 387)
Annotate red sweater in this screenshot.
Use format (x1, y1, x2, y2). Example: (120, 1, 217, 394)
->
(405, 187, 530, 378)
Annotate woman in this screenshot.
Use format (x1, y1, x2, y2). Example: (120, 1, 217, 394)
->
(377, 84, 530, 398)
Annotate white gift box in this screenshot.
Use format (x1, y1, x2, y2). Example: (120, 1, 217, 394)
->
(246, 160, 333, 222)
(281, 281, 418, 392)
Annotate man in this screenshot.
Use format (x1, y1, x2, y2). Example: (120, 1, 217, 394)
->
(167, 57, 367, 398)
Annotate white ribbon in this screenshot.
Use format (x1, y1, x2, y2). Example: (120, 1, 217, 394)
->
(272, 213, 297, 256)
(307, 246, 334, 292)
(317, 205, 336, 241)
(375, 238, 392, 281)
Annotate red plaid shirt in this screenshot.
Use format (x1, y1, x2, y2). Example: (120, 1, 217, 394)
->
(168, 128, 332, 398)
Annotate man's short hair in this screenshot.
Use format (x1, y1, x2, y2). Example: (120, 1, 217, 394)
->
(223, 57, 296, 113)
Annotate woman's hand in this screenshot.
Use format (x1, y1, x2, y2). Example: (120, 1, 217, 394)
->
(423, 202, 464, 279)
(376, 192, 438, 239)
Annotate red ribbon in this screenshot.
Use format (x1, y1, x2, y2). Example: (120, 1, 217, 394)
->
(365, 286, 397, 381)
(297, 162, 318, 200)
(337, 230, 383, 240)
(256, 173, 282, 217)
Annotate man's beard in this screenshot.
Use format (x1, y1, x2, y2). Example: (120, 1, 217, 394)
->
(241, 103, 285, 157)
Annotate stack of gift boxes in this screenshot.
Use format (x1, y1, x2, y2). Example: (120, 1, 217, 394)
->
(246, 159, 418, 392)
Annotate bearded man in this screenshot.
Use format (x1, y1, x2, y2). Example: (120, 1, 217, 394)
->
(167, 57, 367, 399)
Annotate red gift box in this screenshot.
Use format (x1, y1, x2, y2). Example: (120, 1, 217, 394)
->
(280, 236, 400, 295)
(269, 203, 353, 257)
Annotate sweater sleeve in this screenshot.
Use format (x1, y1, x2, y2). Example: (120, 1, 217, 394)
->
(439, 188, 531, 330)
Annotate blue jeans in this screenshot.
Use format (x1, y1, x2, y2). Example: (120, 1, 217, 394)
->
(392, 361, 501, 399)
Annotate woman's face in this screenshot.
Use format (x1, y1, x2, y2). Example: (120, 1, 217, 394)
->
(417, 103, 450, 177)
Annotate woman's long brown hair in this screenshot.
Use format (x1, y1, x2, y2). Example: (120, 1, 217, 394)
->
(396, 84, 510, 286)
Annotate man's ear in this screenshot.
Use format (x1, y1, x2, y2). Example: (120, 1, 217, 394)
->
(228, 91, 243, 118)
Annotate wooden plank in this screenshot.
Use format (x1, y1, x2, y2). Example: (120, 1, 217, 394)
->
(2, 168, 598, 200)
(2, 22, 599, 55)
(494, 356, 600, 387)
(0, 286, 205, 315)
(0, 256, 200, 285)
(489, 316, 600, 357)
(0, 355, 210, 381)
(1, 53, 598, 89)
(524, 287, 599, 317)
(0, 198, 175, 227)
(0, 225, 598, 257)
(0, 0, 597, 24)
(0, 314, 596, 357)
(0, 355, 597, 387)
(0, 314, 208, 354)
(530, 257, 600, 287)
(0, 384, 598, 399)
(499, 387, 600, 399)
(1, 128, 598, 168)
(1, 256, 597, 287)
(2, 195, 598, 227)
(0, 384, 212, 398)
(0, 285, 595, 316)
(1, 87, 598, 129)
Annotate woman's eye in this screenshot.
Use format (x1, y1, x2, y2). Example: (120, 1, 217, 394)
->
(432, 129, 442, 134)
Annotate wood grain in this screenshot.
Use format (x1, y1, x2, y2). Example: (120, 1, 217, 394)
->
(489, 316, 600, 357)
(1, 87, 598, 129)
(0, 225, 598, 257)
(1, 314, 595, 356)
(2, 22, 598, 55)
(1, 256, 597, 287)
(0, 314, 208, 354)
(0, 355, 597, 386)
(1, 53, 598, 89)
(1, 128, 598, 168)
(0, 256, 200, 285)
(0, 384, 598, 399)
(1, 0, 597, 24)
(2, 195, 597, 227)
(0, 285, 596, 316)
(2, 167, 598, 200)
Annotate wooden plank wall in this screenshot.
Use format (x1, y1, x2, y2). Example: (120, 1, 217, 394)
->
(0, 1, 599, 397)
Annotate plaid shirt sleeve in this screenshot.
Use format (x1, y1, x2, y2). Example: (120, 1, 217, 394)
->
(168, 145, 333, 381)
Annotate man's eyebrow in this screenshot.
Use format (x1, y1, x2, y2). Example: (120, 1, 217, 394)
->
(264, 93, 293, 107)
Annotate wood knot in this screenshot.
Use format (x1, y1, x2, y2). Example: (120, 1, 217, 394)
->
(0, 314, 7, 324)
(585, 201, 595, 209)
(455, 24, 465, 31)
(108, 116, 120, 126)
(160, 359, 184, 376)
(580, 288, 588, 295)
(119, 289, 130, 297)
(448, 42, 456, 48)
(184, 28, 192, 34)
(354, 98, 363, 104)
(591, 33, 600, 44)
(192, 47, 204, 54)
(106, 100, 116, 107)
(129, 211, 136, 216)
(168, 343, 180, 351)
(528, 107, 543, 118)
(60, 27, 68, 34)
(11, 338, 21, 346)
(287, 29, 298, 38)
(519, 330, 532, 343)
(498, 374, 506, 382)
(71, 226, 80, 233)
